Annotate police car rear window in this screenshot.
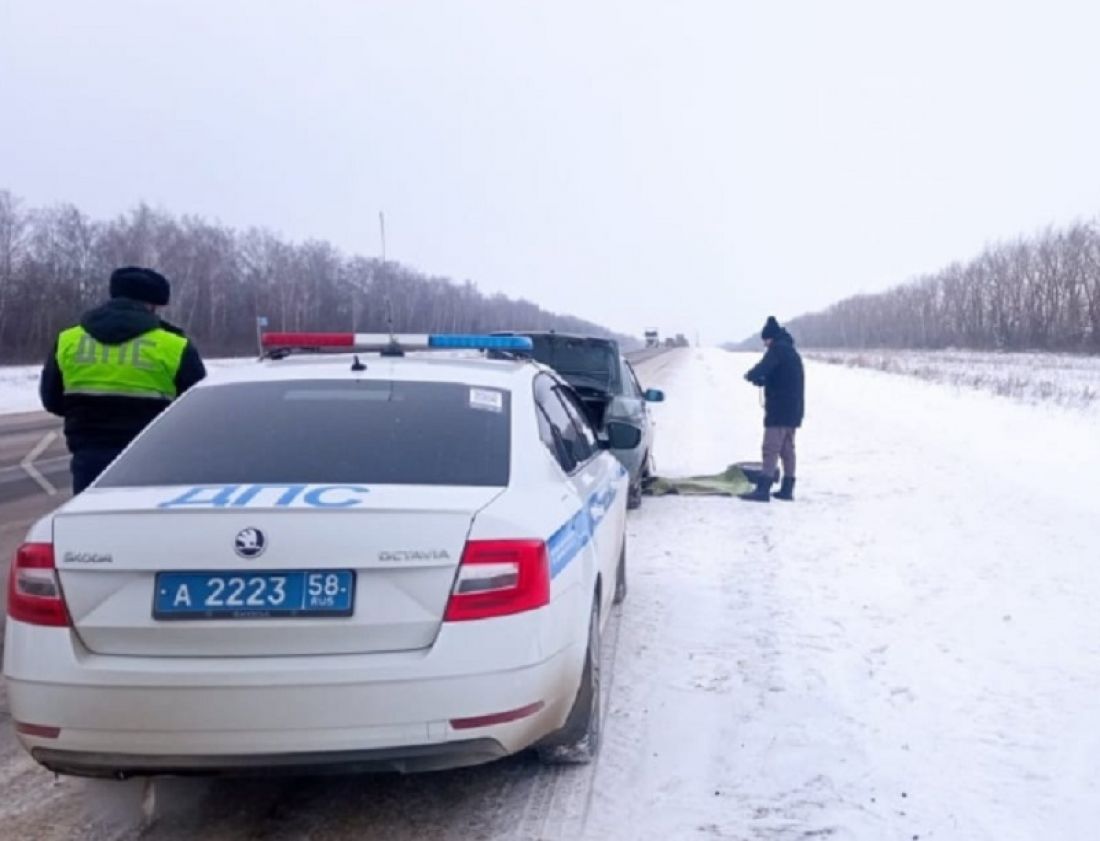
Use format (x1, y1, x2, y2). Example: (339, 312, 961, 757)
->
(97, 380, 511, 487)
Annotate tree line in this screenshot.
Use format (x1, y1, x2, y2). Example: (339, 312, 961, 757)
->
(739, 218, 1100, 353)
(0, 190, 634, 363)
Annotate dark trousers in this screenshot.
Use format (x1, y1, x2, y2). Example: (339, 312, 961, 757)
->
(71, 448, 121, 494)
(761, 426, 796, 480)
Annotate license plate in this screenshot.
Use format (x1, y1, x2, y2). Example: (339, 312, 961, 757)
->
(153, 570, 355, 619)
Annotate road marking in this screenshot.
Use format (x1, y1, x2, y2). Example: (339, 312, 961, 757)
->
(21, 431, 59, 496)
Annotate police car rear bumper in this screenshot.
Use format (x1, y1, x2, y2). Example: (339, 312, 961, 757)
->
(3, 613, 585, 776)
(32, 740, 509, 779)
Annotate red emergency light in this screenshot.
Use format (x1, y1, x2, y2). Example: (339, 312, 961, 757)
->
(261, 332, 408, 349)
(259, 332, 532, 356)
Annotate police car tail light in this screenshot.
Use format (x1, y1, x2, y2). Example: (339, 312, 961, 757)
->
(444, 540, 550, 622)
(7, 543, 69, 627)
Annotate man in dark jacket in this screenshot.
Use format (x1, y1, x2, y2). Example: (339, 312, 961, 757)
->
(739, 316, 804, 503)
(40, 267, 206, 493)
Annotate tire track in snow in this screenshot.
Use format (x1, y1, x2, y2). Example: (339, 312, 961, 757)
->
(488, 348, 692, 841)
(509, 600, 625, 840)
(579, 494, 855, 838)
(434, 758, 534, 841)
(580, 498, 732, 840)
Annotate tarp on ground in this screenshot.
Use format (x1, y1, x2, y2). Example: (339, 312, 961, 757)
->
(644, 464, 754, 497)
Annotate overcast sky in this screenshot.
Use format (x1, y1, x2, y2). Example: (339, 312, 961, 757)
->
(3, 1, 1099, 343)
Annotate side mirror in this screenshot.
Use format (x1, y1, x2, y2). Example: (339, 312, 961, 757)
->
(604, 422, 642, 450)
(644, 389, 665, 403)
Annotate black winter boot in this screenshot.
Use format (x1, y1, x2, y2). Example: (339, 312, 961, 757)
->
(738, 476, 772, 503)
(773, 477, 795, 501)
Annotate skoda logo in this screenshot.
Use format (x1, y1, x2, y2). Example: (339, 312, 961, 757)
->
(234, 528, 267, 559)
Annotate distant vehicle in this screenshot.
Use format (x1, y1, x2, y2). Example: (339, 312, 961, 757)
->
(644, 329, 660, 348)
(3, 333, 634, 777)
(496, 332, 665, 508)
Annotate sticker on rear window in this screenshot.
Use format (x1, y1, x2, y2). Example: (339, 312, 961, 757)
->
(469, 388, 504, 413)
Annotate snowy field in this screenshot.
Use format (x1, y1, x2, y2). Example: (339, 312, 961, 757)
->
(806, 348, 1100, 413)
(0, 363, 58, 414)
(0, 348, 1098, 840)
(599, 349, 1100, 840)
(0, 358, 255, 414)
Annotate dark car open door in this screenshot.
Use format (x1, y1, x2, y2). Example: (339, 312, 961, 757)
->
(499, 333, 622, 428)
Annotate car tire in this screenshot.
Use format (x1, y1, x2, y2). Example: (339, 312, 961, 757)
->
(538, 594, 602, 765)
(627, 456, 648, 510)
(612, 540, 627, 605)
(629, 448, 651, 507)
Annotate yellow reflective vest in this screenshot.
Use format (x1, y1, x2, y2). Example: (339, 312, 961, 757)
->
(55, 325, 188, 402)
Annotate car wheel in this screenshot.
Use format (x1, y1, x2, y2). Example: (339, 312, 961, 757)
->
(538, 594, 602, 765)
(628, 456, 649, 510)
(612, 540, 627, 605)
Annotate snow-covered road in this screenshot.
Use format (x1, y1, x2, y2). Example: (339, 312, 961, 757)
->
(592, 348, 1100, 840)
(1, 347, 1097, 840)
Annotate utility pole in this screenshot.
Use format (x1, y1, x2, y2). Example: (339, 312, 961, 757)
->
(255, 315, 268, 357)
(380, 211, 394, 339)
(357, 211, 387, 333)
(379, 211, 387, 264)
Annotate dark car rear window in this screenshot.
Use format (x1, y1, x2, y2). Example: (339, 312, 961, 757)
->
(98, 379, 511, 487)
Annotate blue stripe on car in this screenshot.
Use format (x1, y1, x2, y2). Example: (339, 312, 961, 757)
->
(547, 479, 621, 579)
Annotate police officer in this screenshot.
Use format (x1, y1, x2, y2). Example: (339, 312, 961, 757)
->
(40, 267, 206, 493)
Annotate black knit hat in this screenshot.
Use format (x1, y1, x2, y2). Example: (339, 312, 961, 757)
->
(761, 315, 781, 340)
(109, 267, 170, 306)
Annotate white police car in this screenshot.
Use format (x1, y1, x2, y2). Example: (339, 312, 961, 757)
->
(3, 333, 636, 777)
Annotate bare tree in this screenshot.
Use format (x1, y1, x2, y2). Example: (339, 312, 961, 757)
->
(0, 191, 637, 362)
(747, 218, 1100, 353)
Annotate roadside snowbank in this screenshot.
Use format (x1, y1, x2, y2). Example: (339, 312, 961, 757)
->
(0, 358, 256, 415)
(0, 365, 49, 414)
(808, 348, 1100, 413)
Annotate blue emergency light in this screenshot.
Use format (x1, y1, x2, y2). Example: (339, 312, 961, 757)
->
(428, 334, 534, 352)
(260, 331, 534, 356)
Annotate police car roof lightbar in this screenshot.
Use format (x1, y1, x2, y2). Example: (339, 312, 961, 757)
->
(260, 332, 534, 357)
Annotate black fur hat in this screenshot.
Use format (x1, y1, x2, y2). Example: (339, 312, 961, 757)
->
(761, 315, 781, 340)
(109, 267, 170, 306)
